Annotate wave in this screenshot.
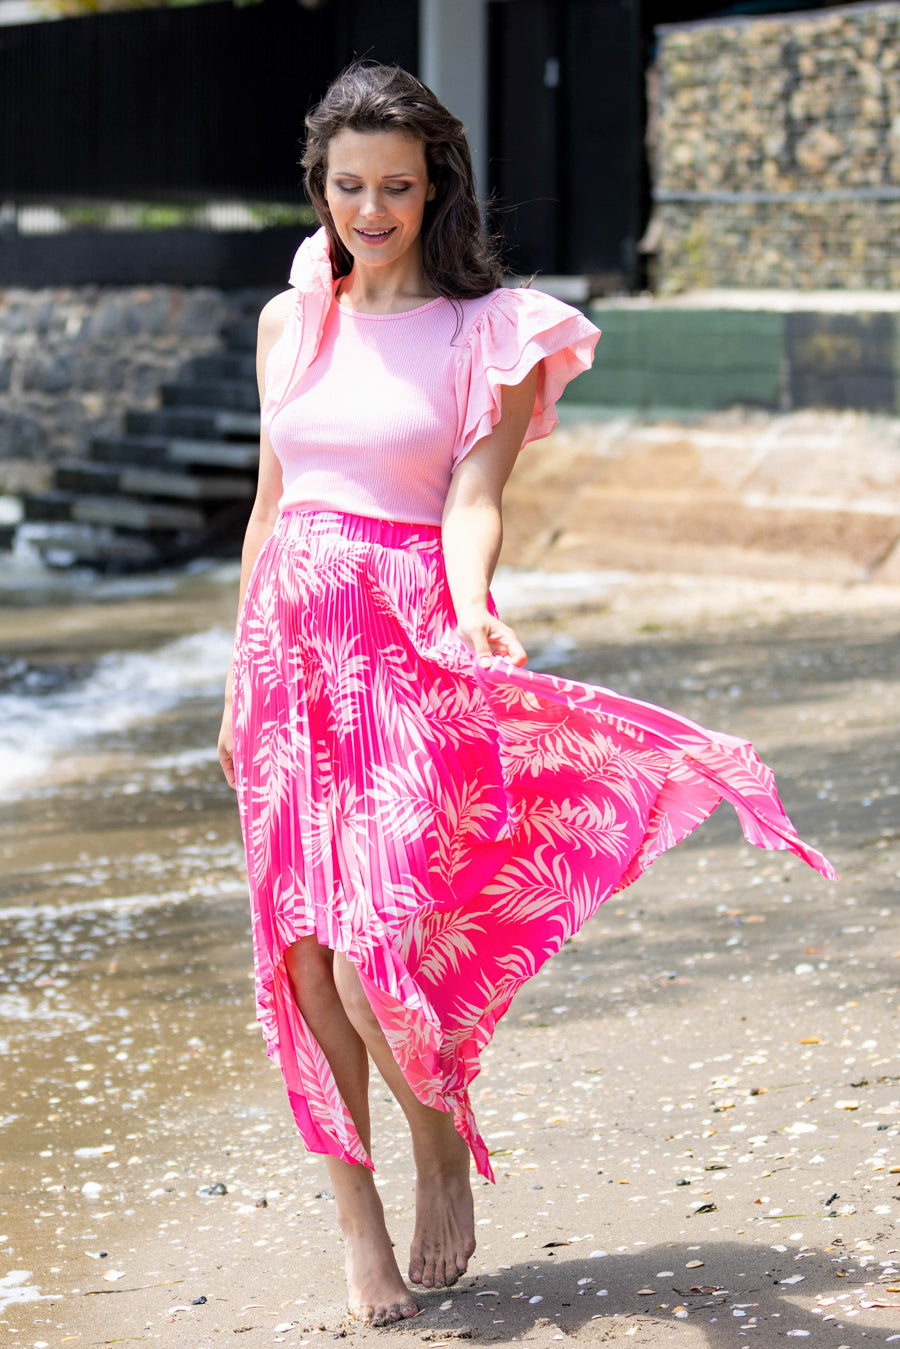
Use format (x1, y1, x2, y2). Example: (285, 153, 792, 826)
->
(0, 626, 234, 796)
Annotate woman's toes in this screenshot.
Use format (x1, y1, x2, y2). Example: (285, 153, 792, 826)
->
(369, 1299, 418, 1327)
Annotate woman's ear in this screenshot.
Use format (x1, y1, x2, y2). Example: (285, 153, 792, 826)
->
(426, 182, 437, 202)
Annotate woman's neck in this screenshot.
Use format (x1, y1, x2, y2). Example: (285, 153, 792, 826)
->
(336, 254, 436, 315)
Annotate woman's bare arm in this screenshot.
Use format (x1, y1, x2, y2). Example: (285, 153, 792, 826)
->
(218, 289, 292, 786)
(441, 366, 538, 667)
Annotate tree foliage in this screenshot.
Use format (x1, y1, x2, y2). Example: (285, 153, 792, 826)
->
(38, 0, 260, 16)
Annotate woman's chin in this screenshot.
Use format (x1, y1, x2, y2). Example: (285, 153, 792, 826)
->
(340, 232, 414, 268)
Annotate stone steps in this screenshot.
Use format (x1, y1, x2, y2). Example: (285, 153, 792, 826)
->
(221, 319, 258, 352)
(55, 460, 255, 502)
(15, 309, 261, 570)
(21, 523, 162, 569)
(161, 379, 261, 412)
(92, 434, 258, 472)
(188, 352, 257, 382)
(23, 490, 208, 532)
(126, 407, 260, 439)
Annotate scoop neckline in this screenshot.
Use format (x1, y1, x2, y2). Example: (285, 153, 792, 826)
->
(333, 295, 446, 320)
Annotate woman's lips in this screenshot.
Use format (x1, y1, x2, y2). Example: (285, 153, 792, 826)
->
(353, 226, 396, 245)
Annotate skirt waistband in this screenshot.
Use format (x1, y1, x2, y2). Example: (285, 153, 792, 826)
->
(275, 507, 443, 551)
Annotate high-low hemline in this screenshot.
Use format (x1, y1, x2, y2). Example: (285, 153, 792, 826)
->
(231, 509, 835, 1182)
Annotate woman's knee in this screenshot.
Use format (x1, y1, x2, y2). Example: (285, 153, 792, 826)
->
(333, 954, 380, 1035)
(283, 936, 335, 1011)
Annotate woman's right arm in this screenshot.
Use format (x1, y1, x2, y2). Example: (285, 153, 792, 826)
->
(217, 289, 293, 788)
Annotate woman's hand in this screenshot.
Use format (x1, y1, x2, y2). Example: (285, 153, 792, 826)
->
(456, 606, 527, 668)
(218, 701, 236, 789)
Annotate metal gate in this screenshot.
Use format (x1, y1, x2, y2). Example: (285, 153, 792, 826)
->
(0, 0, 418, 204)
(488, 0, 643, 286)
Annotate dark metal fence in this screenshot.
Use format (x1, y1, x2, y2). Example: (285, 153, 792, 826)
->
(488, 0, 643, 286)
(0, 0, 418, 204)
(0, 0, 645, 286)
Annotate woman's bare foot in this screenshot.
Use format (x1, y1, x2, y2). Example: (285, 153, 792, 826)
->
(344, 1226, 419, 1325)
(334, 1173, 419, 1325)
(409, 1122, 476, 1288)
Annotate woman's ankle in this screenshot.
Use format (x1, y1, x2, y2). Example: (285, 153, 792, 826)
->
(410, 1115, 470, 1177)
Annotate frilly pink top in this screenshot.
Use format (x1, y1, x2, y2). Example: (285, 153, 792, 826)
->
(262, 228, 601, 525)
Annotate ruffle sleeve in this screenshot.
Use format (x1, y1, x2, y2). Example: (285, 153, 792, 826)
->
(260, 227, 337, 432)
(453, 287, 600, 468)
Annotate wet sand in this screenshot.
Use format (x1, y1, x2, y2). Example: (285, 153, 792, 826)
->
(1, 506, 899, 1345)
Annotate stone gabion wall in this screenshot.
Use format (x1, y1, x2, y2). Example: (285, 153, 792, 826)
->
(0, 286, 243, 483)
(654, 2, 900, 291)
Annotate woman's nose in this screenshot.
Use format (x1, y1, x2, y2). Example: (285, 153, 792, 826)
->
(359, 192, 385, 219)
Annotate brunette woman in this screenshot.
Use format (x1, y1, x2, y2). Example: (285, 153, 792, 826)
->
(219, 63, 834, 1326)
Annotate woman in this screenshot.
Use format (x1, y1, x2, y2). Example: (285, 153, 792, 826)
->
(218, 63, 834, 1327)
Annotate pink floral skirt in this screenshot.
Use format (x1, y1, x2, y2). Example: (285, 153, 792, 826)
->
(232, 508, 835, 1180)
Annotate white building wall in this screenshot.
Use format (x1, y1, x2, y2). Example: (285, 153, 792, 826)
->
(419, 0, 488, 203)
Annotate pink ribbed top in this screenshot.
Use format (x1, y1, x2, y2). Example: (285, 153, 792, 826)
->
(263, 229, 601, 526)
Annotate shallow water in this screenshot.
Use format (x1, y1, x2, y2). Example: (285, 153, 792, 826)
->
(0, 554, 262, 1338)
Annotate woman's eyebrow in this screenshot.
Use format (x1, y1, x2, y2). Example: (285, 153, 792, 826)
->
(330, 170, 421, 180)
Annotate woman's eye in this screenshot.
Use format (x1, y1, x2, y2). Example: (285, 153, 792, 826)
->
(332, 181, 412, 196)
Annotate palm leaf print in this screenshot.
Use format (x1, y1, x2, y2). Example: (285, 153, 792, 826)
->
(233, 513, 835, 1185)
(516, 795, 634, 860)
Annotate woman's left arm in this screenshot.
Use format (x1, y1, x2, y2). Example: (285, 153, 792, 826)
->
(441, 366, 539, 667)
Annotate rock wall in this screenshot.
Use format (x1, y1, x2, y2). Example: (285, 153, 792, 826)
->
(0, 286, 259, 488)
(653, 2, 900, 291)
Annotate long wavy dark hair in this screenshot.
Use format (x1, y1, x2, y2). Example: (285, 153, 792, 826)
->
(302, 62, 502, 299)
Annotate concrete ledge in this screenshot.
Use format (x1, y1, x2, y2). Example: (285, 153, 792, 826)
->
(561, 303, 900, 415)
(501, 410, 900, 585)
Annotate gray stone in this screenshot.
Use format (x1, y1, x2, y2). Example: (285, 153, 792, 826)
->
(91, 298, 129, 340)
(0, 281, 244, 473)
(0, 410, 45, 460)
(654, 1, 900, 290)
(181, 290, 227, 336)
(132, 360, 167, 401)
(41, 356, 74, 394)
(133, 291, 174, 337)
(34, 298, 55, 337)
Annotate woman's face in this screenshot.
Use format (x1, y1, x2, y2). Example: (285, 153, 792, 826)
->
(323, 128, 435, 273)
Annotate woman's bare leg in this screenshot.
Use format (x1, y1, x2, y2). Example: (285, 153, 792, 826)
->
(332, 953, 476, 1290)
(283, 938, 419, 1325)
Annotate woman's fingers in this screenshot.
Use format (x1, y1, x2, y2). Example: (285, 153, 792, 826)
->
(458, 618, 528, 668)
(493, 624, 528, 666)
(218, 707, 236, 789)
(219, 748, 236, 789)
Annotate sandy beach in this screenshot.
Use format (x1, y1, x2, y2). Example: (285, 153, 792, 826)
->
(1, 411, 898, 1347)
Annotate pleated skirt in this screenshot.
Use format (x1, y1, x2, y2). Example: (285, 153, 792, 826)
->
(231, 507, 835, 1180)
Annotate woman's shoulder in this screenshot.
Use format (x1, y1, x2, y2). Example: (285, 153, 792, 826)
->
(260, 290, 294, 329)
(257, 289, 295, 364)
(259, 289, 295, 336)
